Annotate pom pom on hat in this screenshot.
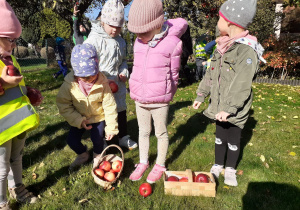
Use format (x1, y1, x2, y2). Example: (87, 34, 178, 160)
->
(128, 0, 164, 34)
(219, 0, 257, 29)
(71, 43, 99, 77)
(0, 0, 22, 38)
(101, 0, 124, 27)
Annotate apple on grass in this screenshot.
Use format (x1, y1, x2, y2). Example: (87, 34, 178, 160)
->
(139, 183, 152, 198)
(167, 176, 179, 182)
(109, 81, 118, 93)
(99, 161, 111, 172)
(94, 168, 105, 178)
(111, 160, 122, 173)
(7, 65, 21, 76)
(195, 173, 209, 183)
(104, 171, 115, 182)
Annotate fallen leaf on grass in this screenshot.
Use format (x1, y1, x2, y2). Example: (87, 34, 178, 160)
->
(32, 166, 37, 173)
(38, 195, 42, 199)
(202, 137, 207, 141)
(32, 172, 38, 180)
(289, 152, 296, 156)
(270, 157, 273, 162)
(223, 186, 230, 189)
(292, 146, 298, 148)
(79, 199, 88, 204)
(117, 180, 122, 188)
(39, 162, 45, 168)
(288, 97, 292, 100)
(264, 162, 269, 169)
(237, 170, 243, 175)
(293, 116, 298, 119)
(260, 155, 265, 162)
(39, 107, 45, 110)
(248, 143, 253, 146)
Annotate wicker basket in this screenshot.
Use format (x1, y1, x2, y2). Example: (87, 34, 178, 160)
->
(92, 144, 124, 190)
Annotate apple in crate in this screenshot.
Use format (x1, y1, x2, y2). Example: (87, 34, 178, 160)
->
(167, 176, 179, 182)
(7, 65, 21, 76)
(99, 161, 111, 172)
(112, 160, 122, 173)
(104, 171, 115, 182)
(195, 173, 209, 183)
(139, 183, 152, 198)
(179, 177, 188, 182)
(94, 168, 105, 178)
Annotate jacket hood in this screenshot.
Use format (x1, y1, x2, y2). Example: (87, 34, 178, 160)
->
(235, 35, 266, 63)
(165, 18, 188, 39)
(89, 20, 111, 39)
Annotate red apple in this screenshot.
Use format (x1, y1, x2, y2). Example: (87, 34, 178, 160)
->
(195, 173, 209, 183)
(7, 65, 21, 76)
(94, 168, 105, 178)
(99, 161, 111, 172)
(26, 86, 43, 106)
(109, 81, 118, 93)
(179, 177, 188, 182)
(167, 176, 179, 182)
(139, 183, 152, 198)
(104, 171, 115, 182)
(111, 160, 122, 173)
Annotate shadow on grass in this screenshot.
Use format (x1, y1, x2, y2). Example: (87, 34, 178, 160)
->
(242, 182, 300, 210)
(237, 109, 257, 167)
(23, 121, 69, 169)
(165, 112, 210, 166)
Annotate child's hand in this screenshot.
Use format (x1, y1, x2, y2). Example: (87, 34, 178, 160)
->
(105, 134, 115, 141)
(119, 74, 127, 82)
(73, 5, 80, 16)
(0, 66, 23, 89)
(202, 61, 207, 66)
(193, 101, 202, 109)
(215, 111, 230, 122)
(81, 119, 92, 130)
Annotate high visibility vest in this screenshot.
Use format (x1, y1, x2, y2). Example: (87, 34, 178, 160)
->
(194, 41, 208, 59)
(0, 56, 39, 144)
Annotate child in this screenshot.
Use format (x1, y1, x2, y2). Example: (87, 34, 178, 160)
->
(56, 43, 119, 170)
(84, 0, 137, 150)
(53, 37, 68, 79)
(0, 0, 41, 208)
(72, 4, 89, 45)
(193, 0, 266, 186)
(127, 0, 188, 183)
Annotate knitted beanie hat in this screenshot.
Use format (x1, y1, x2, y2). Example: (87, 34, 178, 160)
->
(71, 43, 99, 77)
(219, 0, 257, 29)
(128, 0, 164, 34)
(0, 0, 22, 38)
(56, 37, 64, 45)
(101, 0, 124, 27)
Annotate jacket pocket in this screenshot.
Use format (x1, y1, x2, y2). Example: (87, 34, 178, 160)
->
(223, 56, 236, 82)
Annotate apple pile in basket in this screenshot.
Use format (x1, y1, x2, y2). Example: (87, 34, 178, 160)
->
(166, 173, 212, 183)
(94, 160, 122, 182)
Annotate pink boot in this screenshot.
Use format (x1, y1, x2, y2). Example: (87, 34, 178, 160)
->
(146, 164, 166, 183)
(129, 163, 148, 181)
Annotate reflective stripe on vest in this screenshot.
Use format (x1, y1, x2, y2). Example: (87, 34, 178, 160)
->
(195, 42, 207, 58)
(0, 56, 39, 144)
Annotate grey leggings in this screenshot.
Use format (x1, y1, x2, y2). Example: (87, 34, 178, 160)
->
(0, 134, 25, 204)
(136, 105, 169, 166)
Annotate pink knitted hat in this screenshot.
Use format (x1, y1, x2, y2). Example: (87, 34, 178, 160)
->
(0, 0, 22, 38)
(128, 0, 164, 34)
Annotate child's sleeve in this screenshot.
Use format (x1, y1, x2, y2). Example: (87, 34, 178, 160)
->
(102, 82, 119, 135)
(170, 41, 183, 87)
(56, 83, 85, 128)
(222, 47, 259, 115)
(118, 40, 129, 79)
(72, 16, 80, 45)
(195, 66, 212, 102)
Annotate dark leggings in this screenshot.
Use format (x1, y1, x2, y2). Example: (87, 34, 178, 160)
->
(118, 110, 127, 139)
(67, 121, 105, 154)
(215, 121, 242, 169)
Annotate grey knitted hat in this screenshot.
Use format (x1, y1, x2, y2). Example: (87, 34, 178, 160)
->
(219, 0, 257, 29)
(101, 0, 124, 27)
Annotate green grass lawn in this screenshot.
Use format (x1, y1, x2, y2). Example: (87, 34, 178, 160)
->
(13, 68, 300, 209)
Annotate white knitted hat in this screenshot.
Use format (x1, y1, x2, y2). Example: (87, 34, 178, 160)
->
(101, 0, 124, 27)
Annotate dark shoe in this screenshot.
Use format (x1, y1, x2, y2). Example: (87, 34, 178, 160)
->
(52, 73, 58, 79)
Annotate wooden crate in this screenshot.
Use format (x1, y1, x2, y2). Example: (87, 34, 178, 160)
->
(163, 169, 216, 197)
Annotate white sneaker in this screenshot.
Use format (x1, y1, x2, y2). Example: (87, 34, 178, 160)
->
(224, 167, 238, 186)
(0, 201, 11, 210)
(210, 164, 224, 178)
(119, 135, 138, 150)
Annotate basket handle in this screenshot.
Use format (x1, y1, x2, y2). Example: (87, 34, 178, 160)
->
(186, 169, 193, 183)
(98, 144, 125, 179)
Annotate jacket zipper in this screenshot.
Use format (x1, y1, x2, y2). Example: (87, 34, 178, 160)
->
(142, 46, 150, 101)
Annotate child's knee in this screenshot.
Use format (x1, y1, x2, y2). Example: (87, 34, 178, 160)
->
(215, 137, 223, 145)
(228, 143, 239, 151)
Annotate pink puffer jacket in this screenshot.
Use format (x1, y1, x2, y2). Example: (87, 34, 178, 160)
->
(129, 18, 188, 103)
